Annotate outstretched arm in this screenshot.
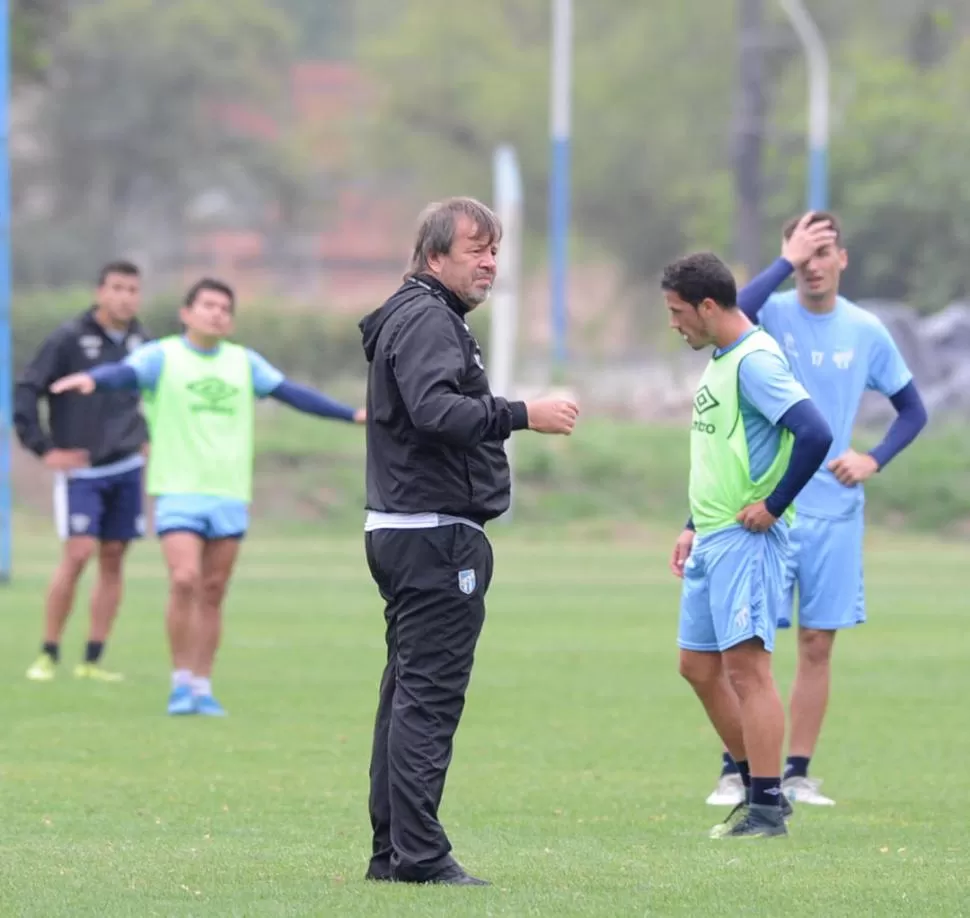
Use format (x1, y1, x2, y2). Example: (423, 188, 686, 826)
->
(269, 379, 361, 422)
(89, 364, 140, 390)
(247, 349, 362, 422)
(50, 341, 165, 395)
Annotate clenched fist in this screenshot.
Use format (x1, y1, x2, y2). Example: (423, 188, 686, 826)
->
(525, 397, 579, 435)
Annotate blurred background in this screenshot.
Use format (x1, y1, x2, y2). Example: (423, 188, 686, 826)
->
(7, 0, 970, 533)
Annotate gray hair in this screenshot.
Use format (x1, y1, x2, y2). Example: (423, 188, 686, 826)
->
(404, 196, 503, 279)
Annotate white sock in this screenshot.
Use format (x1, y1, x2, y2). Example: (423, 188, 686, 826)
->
(172, 669, 192, 689)
(191, 676, 212, 697)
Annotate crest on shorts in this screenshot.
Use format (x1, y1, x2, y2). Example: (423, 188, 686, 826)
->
(70, 513, 90, 533)
(458, 568, 477, 595)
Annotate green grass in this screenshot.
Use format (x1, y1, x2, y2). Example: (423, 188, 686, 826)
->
(1, 520, 967, 916)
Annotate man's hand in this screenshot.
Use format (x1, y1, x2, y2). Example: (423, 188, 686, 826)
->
(781, 212, 838, 267)
(526, 397, 579, 435)
(50, 373, 95, 396)
(736, 500, 778, 532)
(353, 408, 366, 424)
(670, 528, 695, 578)
(43, 448, 90, 471)
(828, 448, 878, 486)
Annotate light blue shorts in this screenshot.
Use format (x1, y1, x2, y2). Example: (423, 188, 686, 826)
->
(678, 523, 791, 654)
(154, 494, 249, 541)
(780, 510, 865, 631)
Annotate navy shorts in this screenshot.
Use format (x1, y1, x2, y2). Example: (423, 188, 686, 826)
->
(54, 467, 145, 543)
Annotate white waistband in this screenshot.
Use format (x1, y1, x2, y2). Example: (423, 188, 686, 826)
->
(364, 510, 484, 533)
(68, 453, 144, 480)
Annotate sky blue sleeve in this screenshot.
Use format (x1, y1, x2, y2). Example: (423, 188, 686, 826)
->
(865, 321, 913, 397)
(247, 349, 286, 398)
(738, 350, 810, 425)
(122, 341, 165, 392)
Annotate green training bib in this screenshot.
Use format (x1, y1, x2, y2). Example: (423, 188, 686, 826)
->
(688, 328, 795, 535)
(143, 336, 255, 500)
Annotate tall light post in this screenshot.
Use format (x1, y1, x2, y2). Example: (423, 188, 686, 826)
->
(779, 0, 830, 210)
(548, 0, 572, 373)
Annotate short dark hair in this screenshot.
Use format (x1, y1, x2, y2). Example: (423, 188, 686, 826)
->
(660, 252, 737, 309)
(184, 277, 235, 312)
(405, 197, 503, 279)
(782, 210, 843, 245)
(97, 260, 140, 286)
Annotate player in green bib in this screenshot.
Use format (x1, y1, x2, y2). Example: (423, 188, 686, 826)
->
(662, 253, 832, 839)
(51, 278, 364, 717)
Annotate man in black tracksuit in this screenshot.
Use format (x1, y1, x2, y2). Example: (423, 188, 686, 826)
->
(14, 260, 149, 682)
(358, 197, 579, 886)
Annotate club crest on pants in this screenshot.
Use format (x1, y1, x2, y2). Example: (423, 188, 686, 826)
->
(458, 568, 477, 595)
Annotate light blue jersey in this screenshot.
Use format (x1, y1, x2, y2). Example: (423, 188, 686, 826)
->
(124, 337, 284, 397)
(757, 291, 912, 520)
(715, 329, 810, 481)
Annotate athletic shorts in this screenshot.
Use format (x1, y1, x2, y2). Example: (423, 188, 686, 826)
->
(678, 522, 791, 654)
(780, 510, 865, 631)
(154, 494, 249, 541)
(54, 467, 144, 543)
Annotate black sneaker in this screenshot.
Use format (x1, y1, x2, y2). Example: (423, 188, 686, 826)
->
(714, 802, 788, 838)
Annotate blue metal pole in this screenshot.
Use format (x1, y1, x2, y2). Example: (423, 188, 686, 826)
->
(779, 0, 829, 211)
(807, 145, 828, 211)
(548, 0, 572, 371)
(0, 0, 12, 583)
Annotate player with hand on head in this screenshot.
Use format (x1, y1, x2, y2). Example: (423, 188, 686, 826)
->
(703, 211, 928, 808)
(665, 251, 832, 838)
(51, 278, 365, 717)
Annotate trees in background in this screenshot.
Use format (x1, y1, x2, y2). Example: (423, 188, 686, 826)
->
(357, 0, 970, 307)
(9, 0, 970, 308)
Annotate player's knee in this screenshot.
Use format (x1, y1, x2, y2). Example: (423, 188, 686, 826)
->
(722, 653, 772, 701)
(170, 566, 202, 601)
(62, 538, 96, 573)
(201, 575, 228, 610)
(679, 650, 721, 690)
(798, 628, 835, 667)
(98, 541, 127, 577)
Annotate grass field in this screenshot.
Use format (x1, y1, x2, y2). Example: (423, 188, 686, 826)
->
(1, 520, 968, 917)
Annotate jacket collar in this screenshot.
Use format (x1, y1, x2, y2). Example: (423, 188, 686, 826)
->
(408, 273, 469, 317)
(81, 306, 141, 339)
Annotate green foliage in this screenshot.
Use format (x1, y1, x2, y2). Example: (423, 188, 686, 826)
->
(11, 289, 369, 383)
(11, 287, 494, 384)
(11, 0, 64, 80)
(765, 39, 970, 309)
(357, 0, 970, 308)
(15, 0, 303, 286)
(356, 0, 735, 286)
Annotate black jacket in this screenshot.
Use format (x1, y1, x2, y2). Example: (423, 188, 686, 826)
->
(14, 307, 150, 466)
(359, 274, 529, 524)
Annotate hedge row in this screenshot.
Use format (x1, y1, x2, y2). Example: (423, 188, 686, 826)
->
(11, 287, 493, 383)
